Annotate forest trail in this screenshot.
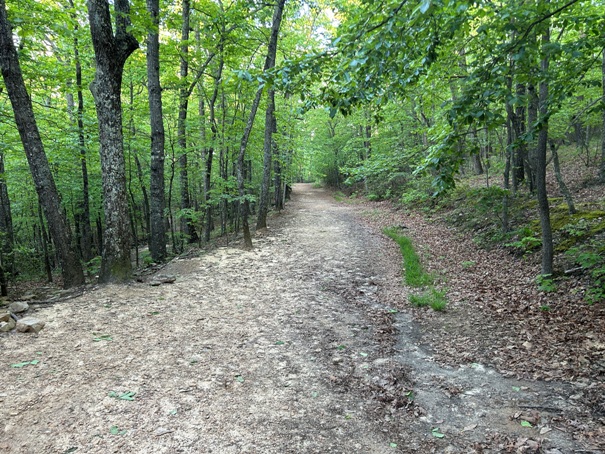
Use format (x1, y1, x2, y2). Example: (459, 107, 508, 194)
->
(0, 184, 589, 453)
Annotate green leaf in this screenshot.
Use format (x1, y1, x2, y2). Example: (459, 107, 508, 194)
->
(11, 360, 39, 368)
(108, 391, 136, 401)
(512, 386, 521, 392)
(109, 426, 120, 435)
(235, 375, 244, 383)
(119, 392, 136, 401)
(275, 341, 285, 345)
(390, 442, 398, 448)
(432, 428, 445, 438)
(520, 420, 532, 428)
(93, 334, 113, 342)
(359, 352, 368, 357)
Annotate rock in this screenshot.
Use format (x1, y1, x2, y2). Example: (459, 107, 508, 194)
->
(149, 280, 162, 286)
(157, 274, 176, 284)
(8, 301, 29, 314)
(16, 317, 45, 334)
(0, 310, 10, 323)
(0, 317, 16, 332)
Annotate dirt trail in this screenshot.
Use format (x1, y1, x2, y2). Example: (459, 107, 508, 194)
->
(0, 184, 588, 453)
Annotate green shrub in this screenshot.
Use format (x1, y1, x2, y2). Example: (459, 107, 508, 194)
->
(566, 240, 605, 304)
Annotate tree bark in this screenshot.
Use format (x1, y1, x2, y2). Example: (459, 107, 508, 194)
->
(87, 0, 138, 282)
(256, 88, 276, 230)
(536, 25, 553, 276)
(146, 0, 167, 262)
(512, 83, 527, 191)
(0, 0, 85, 288)
(0, 151, 13, 295)
(65, 0, 94, 264)
(550, 141, 576, 215)
(177, 0, 198, 243)
(600, 48, 605, 182)
(527, 83, 538, 192)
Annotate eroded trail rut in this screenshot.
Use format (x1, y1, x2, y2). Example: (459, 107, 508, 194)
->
(2, 184, 582, 453)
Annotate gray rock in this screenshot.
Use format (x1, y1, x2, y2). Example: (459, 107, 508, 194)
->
(0, 310, 10, 323)
(157, 274, 176, 284)
(16, 317, 45, 334)
(0, 317, 16, 332)
(8, 301, 29, 314)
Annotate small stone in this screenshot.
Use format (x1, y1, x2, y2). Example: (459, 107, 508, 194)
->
(16, 317, 45, 334)
(157, 274, 176, 284)
(0, 318, 16, 332)
(0, 310, 10, 323)
(8, 301, 29, 314)
(154, 427, 173, 436)
(149, 281, 162, 286)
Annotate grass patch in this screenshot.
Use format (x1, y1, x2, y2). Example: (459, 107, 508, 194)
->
(333, 191, 346, 202)
(384, 227, 433, 287)
(409, 288, 447, 311)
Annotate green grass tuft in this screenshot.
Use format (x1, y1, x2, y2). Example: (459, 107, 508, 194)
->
(384, 227, 433, 287)
(409, 288, 447, 311)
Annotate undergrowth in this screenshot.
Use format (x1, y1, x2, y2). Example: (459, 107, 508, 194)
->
(408, 183, 605, 302)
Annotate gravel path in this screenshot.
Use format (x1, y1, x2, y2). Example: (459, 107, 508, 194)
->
(1, 184, 586, 453)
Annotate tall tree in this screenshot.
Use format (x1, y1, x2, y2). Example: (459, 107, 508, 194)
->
(177, 0, 198, 244)
(601, 48, 605, 182)
(0, 151, 13, 295)
(68, 0, 94, 262)
(256, 87, 276, 230)
(237, 0, 286, 247)
(87, 0, 138, 282)
(0, 0, 85, 288)
(146, 0, 166, 262)
(535, 22, 554, 276)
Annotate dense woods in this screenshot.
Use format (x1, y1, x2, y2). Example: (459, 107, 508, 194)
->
(0, 0, 603, 301)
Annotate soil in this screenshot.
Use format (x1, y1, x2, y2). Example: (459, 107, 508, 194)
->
(1, 183, 602, 453)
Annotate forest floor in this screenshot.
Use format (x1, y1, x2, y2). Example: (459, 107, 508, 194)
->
(1, 183, 604, 453)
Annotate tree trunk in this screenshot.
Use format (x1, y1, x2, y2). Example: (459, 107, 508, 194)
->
(0, 0, 85, 288)
(527, 83, 538, 192)
(550, 141, 576, 215)
(256, 88, 276, 230)
(512, 83, 527, 191)
(87, 0, 138, 283)
(0, 151, 13, 293)
(177, 0, 198, 243)
(146, 0, 167, 263)
(237, 0, 286, 248)
(536, 25, 553, 276)
(600, 49, 605, 182)
(66, 0, 94, 263)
